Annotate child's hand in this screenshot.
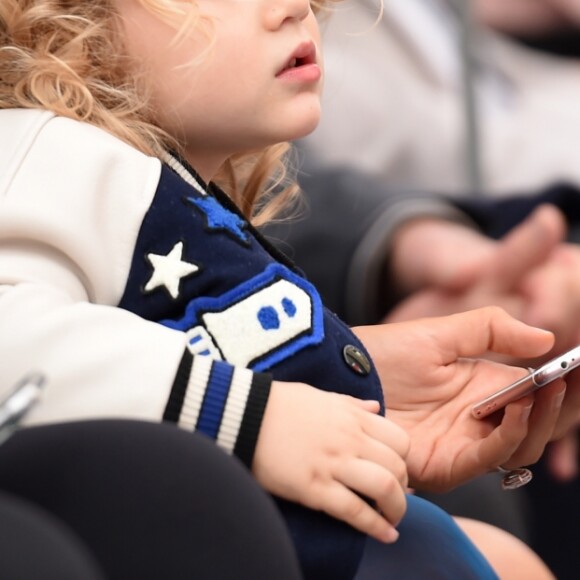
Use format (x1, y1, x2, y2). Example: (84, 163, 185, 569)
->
(253, 381, 409, 543)
(355, 307, 563, 491)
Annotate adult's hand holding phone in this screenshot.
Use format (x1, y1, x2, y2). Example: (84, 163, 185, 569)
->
(354, 307, 563, 492)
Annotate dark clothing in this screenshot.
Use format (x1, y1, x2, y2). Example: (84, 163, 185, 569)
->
(0, 421, 303, 580)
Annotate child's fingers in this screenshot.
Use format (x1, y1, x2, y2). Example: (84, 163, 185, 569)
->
(319, 480, 403, 544)
(335, 458, 408, 529)
(348, 397, 382, 414)
(361, 413, 411, 459)
(355, 436, 409, 488)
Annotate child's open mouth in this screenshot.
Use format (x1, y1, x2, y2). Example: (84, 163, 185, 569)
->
(277, 41, 317, 77)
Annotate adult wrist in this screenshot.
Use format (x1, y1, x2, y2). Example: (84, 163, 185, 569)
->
(344, 197, 473, 325)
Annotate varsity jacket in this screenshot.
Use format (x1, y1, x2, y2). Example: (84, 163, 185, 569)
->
(0, 109, 384, 580)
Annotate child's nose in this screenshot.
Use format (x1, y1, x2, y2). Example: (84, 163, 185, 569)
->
(263, 0, 311, 30)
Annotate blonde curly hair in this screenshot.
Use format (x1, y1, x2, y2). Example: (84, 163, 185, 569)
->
(0, 0, 341, 224)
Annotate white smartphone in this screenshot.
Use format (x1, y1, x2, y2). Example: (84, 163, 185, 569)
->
(472, 345, 580, 419)
(0, 373, 45, 445)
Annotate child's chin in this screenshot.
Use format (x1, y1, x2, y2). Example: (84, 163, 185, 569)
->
(292, 124, 319, 142)
(289, 112, 322, 141)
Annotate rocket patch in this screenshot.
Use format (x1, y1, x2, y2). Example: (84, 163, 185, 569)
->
(161, 263, 324, 371)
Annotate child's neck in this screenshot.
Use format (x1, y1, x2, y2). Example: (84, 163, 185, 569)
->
(179, 147, 227, 184)
(159, 151, 208, 195)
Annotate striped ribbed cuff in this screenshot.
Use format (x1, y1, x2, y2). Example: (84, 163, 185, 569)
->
(164, 349, 272, 469)
(163, 349, 193, 423)
(233, 372, 272, 469)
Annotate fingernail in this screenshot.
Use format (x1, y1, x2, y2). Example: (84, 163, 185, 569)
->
(521, 404, 533, 423)
(381, 527, 400, 543)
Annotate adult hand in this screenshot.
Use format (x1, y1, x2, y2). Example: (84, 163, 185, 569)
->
(549, 366, 580, 442)
(475, 0, 571, 35)
(253, 381, 409, 543)
(550, 0, 580, 24)
(518, 243, 580, 355)
(385, 205, 568, 328)
(546, 431, 578, 482)
(387, 205, 573, 358)
(354, 307, 562, 492)
(392, 240, 580, 363)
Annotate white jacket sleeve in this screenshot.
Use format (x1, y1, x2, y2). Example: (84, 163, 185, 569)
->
(0, 109, 270, 466)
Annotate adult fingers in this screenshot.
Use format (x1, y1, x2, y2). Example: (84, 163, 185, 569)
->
(551, 0, 580, 24)
(470, 398, 533, 475)
(503, 380, 565, 468)
(520, 246, 580, 343)
(547, 432, 579, 482)
(551, 370, 580, 440)
(486, 204, 566, 293)
(430, 306, 554, 363)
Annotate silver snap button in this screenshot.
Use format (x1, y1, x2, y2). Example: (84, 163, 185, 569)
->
(343, 345, 371, 376)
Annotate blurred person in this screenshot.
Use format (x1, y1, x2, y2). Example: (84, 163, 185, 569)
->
(304, 0, 580, 195)
(476, 0, 580, 58)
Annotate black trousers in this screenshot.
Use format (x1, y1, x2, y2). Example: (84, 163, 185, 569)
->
(0, 490, 105, 580)
(0, 420, 302, 580)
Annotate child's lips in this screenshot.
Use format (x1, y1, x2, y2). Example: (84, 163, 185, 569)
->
(276, 62, 321, 83)
(276, 41, 317, 77)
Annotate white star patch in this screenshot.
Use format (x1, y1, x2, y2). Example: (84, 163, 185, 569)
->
(144, 241, 199, 299)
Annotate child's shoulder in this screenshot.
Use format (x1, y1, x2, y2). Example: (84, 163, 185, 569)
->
(0, 108, 160, 200)
(0, 108, 157, 169)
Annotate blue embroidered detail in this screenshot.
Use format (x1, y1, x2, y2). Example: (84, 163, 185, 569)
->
(189, 335, 212, 355)
(282, 298, 297, 318)
(258, 306, 280, 330)
(161, 264, 325, 371)
(186, 327, 223, 360)
(187, 195, 249, 243)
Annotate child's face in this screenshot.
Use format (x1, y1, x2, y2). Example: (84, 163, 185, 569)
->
(118, 0, 323, 178)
